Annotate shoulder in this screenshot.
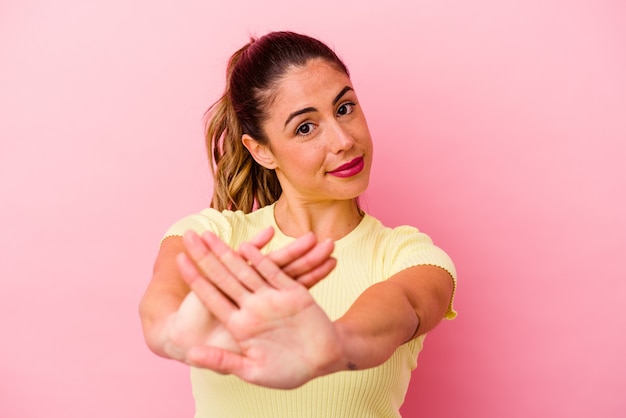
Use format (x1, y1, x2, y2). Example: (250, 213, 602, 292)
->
(161, 204, 274, 244)
(366, 215, 457, 281)
(162, 207, 233, 240)
(370, 216, 458, 319)
(360, 214, 434, 248)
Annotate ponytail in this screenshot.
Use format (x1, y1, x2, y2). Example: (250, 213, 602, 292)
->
(204, 41, 281, 212)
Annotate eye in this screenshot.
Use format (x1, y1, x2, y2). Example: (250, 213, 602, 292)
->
(337, 101, 356, 116)
(296, 122, 315, 136)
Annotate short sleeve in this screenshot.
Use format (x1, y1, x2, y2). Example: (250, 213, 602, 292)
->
(161, 208, 234, 244)
(386, 226, 457, 319)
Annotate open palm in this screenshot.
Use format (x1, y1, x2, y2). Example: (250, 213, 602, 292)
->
(177, 231, 343, 389)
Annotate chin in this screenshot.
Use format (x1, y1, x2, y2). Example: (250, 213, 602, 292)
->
(337, 179, 370, 201)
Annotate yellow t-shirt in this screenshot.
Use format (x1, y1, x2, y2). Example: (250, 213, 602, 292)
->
(164, 203, 457, 418)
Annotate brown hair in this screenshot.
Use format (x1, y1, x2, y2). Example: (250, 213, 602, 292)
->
(205, 31, 349, 212)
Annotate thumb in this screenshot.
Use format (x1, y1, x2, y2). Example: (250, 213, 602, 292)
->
(187, 345, 245, 375)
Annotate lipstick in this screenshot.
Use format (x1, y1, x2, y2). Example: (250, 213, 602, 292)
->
(328, 156, 365, 178)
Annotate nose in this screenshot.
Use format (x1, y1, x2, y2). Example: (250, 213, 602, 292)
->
(328, 122, 355, 154)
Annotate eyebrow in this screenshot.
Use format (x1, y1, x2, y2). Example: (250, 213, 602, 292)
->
(332, 86, 353, 105)
(284, 107, 316, 127)
(283, 86, 354, 127)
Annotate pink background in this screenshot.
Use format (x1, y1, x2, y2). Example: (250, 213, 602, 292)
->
(1, 0, 625, 417)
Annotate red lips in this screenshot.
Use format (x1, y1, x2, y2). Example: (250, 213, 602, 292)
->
(327, 156, 365, 178)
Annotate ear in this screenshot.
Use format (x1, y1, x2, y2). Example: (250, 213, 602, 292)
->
(242, 134, 277, 169)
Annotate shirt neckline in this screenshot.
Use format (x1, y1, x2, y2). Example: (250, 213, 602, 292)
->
(262, 203, 374, 246)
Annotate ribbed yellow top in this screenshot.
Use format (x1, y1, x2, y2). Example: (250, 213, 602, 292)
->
(164, 204, 457, 418)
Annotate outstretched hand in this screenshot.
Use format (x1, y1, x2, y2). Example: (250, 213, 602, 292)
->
(160, 227, 337, 373)
(176, 230, 344, 389)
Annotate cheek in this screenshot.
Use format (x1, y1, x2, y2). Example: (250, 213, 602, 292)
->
(351, 116, 372, 141)
(276, 145, 321, 171)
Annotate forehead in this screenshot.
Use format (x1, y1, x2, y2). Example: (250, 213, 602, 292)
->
(269, 59, 352, 113)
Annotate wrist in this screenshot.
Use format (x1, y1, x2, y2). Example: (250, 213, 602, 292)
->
(307, 322, 352, 380)
(328, 320, 360, 373)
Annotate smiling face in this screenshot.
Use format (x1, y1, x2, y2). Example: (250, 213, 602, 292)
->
(243, 59, 373, 205)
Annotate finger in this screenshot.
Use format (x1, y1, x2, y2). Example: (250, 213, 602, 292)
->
(183, 231, 252, 302)
(245, 227, 275, 250)
(266, 232, 316, 267)
(201, 231, 266, 292)
(176, 252, 236, 324)
(239, 242, 297, 290)
(187, 345, 245, 375)
(282, 239, 335, 278)
(296, 257, 337, 289)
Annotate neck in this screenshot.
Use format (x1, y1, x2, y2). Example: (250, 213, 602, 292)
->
(273, 196, 364, 241)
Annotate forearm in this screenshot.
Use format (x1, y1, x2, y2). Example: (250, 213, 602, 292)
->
(332, 281, 418, 372)
(139, 284, 188, 357)
(330, 265, 454, 373)
(139, 236, 190, 358)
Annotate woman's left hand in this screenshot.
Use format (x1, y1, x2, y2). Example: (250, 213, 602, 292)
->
(176, 231, 344, 389)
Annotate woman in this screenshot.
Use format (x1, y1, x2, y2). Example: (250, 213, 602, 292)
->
(139, 31, 457, 417)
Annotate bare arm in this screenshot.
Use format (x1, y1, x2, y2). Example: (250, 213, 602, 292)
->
(332, 265, 454, 371)
(138, 236, 190, 358)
